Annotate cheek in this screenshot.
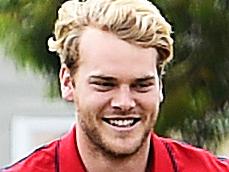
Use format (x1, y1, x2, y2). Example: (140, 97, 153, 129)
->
(139, 92, 161, 111)
(75, 90, 112, 116)
(141, 93, 161, 124)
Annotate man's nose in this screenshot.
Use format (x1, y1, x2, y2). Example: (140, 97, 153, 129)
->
(111, 86, 136, 111)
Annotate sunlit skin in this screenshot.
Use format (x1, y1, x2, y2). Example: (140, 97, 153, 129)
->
(60, 27, 163, 172)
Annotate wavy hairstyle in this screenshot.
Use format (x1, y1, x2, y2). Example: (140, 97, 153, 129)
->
(48, 0, 174, 76)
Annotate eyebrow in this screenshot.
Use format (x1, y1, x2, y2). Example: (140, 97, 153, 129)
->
(89, 75, 155, 82)
(135, 75, 155, 82)
(89, 75, 117, 82)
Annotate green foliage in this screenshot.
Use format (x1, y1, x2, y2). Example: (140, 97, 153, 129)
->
(154, 0, 229, 152)
(181, 103, 229, 152)
(0, 0, 229, 152)
(0, 0, 65, 97)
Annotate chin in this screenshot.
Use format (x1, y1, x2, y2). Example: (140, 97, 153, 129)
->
(101, 131, 151, 158)
(102, 144, 141, 158)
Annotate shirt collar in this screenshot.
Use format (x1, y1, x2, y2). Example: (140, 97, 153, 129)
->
(59, 125, 87, 172)
(151, 133, 175, 172)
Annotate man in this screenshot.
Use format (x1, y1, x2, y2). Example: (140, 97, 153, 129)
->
(2, 0, 229, 171)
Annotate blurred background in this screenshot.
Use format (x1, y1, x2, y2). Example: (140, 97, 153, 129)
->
(0, 0, 229, 167)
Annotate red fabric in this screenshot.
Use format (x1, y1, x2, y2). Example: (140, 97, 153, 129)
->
(159, 136, 229, 172)
(2, 141, 57, 172)
(152, 134, 175, 172)
(2, 126, 229, 172)
(58, 127, 86, 172)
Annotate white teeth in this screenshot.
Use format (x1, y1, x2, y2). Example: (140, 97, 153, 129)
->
(108, 119, 134, 127)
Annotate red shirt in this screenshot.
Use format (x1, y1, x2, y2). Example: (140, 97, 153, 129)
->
(2, 126, 229, 172)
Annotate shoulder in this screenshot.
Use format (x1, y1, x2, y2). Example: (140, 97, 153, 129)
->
(1, 140, 59, 172)
(159, 136, 229, 171)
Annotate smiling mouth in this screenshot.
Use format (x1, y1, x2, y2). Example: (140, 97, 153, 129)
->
(102, 117, 141, 127)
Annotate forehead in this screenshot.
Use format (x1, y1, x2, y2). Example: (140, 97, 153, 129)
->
(78, 27, 158, 79)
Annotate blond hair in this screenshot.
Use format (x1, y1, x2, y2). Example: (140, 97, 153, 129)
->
(48, 0, 174, 76)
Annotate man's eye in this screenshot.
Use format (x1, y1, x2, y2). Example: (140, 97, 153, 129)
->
(90, 81, 115, 91)
(132, 82, 153, 93)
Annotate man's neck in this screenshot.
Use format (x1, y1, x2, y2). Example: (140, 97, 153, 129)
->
(76, 125, 152, 172)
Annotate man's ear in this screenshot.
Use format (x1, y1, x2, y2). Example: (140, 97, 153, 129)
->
(59, 64, 74, 102)
(159, 80, 164, 103)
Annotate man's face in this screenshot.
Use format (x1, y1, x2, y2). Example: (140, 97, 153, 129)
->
(71, 27, 162, 157)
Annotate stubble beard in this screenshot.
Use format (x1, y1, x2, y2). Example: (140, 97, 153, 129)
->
(78, 110, 156, 159)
